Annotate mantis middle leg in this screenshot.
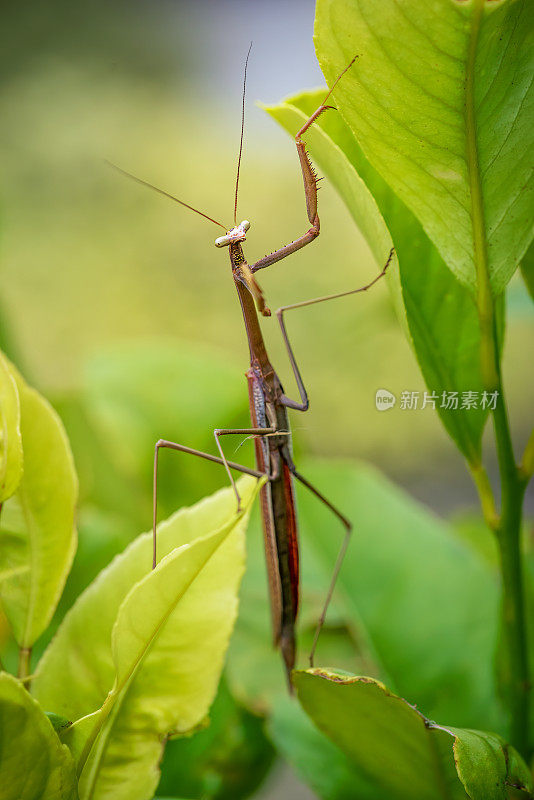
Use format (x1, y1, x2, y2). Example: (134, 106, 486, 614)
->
(277, 248, 395, 410)
(152, 437, 266, 569)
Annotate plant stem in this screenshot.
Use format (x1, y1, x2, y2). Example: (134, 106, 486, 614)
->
(477, 288, 530, 754)
(492, 382, 530, 754)
(17, 646, 32, 684)
(465, 0, 530, 756)
(477, 288, 529, 753)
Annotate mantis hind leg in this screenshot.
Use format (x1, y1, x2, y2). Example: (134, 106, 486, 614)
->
(288, 464, 352, 667)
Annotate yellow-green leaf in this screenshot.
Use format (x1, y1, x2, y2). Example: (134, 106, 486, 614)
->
(0, 369, 78, 648)
(33, 476, 260, 800)
(315, 0, 533, 295)
(0, 672, 77, 800)
(0, 351, 22, 502)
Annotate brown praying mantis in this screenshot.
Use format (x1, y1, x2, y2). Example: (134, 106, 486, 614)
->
(111, 50, 393, 687)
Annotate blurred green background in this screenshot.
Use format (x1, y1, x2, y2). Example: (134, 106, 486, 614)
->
(2, 0, 532, 498)
(1, 1, 533, 798)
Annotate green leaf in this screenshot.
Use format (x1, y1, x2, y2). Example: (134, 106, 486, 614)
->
(0, 369, 78, 648)
(295, 670, 533, 800)
(0, 351, 22, 502)
(315, 0, 534, 295)
(269, 698, 381, 799)
(451, 728, 534, 800)
(33, 476, 260, 800)
(264, 90, 491, 462)
(296, 460, 503, 732)
(0, 672, 76, 800)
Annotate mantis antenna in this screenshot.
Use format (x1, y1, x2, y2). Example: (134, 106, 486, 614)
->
(233, 41, 253, 226)
(106, 160, 227, 230)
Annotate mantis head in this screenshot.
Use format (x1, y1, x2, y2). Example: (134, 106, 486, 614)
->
(214, 220, 251, 248)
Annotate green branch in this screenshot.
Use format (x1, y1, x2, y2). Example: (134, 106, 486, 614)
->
(465, 0, 530, 756)
(17, 647, 32, 684)
(492, 383, 530, 754)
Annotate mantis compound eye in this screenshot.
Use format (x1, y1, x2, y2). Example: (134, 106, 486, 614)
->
(214, 220, 251, 248)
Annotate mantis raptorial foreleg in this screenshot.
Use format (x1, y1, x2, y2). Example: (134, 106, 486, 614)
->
(250, 58, 357, 276)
